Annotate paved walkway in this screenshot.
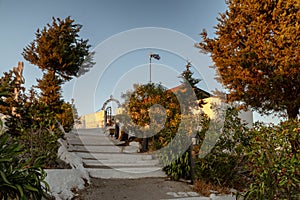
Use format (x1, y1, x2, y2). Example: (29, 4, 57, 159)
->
(64, 128, 236, 200)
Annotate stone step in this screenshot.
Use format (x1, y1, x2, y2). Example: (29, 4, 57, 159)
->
(75, 128, 104, 135)
(82, 158, 160, 167)
(68, 145, 123, 153)
(83, 163, 160, 169)
(67, 135, 114, 144)
(76, 152, 154, 160)
(67, 139, 114, 146)
(65, 129, 166, 179)
(87, 168, 166, 179)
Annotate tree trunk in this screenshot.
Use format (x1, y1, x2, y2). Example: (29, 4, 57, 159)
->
(287, 105, 299, 120)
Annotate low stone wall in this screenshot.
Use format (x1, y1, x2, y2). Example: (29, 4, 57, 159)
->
(44, 138, 90, 200)
(44, 169, 88, 200)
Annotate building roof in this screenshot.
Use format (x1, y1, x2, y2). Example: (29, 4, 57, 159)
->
(168, 84, 211, 99)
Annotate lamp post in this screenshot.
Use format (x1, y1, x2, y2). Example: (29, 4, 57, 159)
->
(190, 125, 201, 184)
(189, 126, 202, 185)
(189, 134, 196, 184)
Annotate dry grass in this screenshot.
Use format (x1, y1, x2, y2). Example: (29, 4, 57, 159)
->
(193, 179, 232, 197)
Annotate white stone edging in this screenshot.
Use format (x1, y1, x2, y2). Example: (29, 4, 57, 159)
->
(44, 138, 90, 200)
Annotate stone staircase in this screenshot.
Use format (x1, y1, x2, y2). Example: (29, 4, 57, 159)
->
(65, 128, 165, 179)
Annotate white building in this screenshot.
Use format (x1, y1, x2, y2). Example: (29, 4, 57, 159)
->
(201, 96, 253, 128)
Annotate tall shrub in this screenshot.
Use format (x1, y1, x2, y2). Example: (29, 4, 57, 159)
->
(195, 107, 249, 188)
(243, 120, 300, 199)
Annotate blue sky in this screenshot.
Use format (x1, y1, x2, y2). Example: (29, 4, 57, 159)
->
(0, 0, 280, 123)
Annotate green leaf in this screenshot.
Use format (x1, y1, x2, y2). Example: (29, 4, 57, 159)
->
(0, 158, 13, 162)
(24, 184, 39, 192)
(16, 184, 24, 199)
(0, 91, 8, 97)
(0, 170, 11, 184)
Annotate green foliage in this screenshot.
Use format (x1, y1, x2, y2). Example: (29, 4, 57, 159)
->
(120, 82, 191, 180)
(162, 151, 191, 181)
(0, 132, 49, 200)
(197, 0, 300, 119)
(120, 83, 181, 146)
(21, 15, 93, 135)
(22, 15, 94, 125)
(160, 128, 191, 181)
(193, 115, 300, 198)
(180, 62, 200, 88)
(195, 106, 249, 188)
(71, 99, 81, 126)
(128, 83, 180, 127)
(0, 72, 14, 106)
(0, 16, 94, 170)
(179, 61, 209, 104)
(0, 71, 22, 115)
(23, 16, 94, 81)
(18, 126, 61, 168)
(0, 16, 90, 175)
(4, 90, 63, 168)
(37, 72, 64, 114)
(121, 65, 206, 180)
(242, 120, 300, 199)
(57, 102, 75, 133)
(160, 114, 198, 181)
(0, 71, 16, 94)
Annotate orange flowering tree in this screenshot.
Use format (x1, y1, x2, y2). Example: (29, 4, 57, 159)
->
(197, 0, 300, 119)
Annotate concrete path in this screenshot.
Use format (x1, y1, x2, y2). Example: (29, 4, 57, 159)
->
(66, 128, 165, 179)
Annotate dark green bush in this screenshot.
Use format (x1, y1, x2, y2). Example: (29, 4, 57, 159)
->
(0, 132, 49, 200)
(160, 115, 197, 181)
(162, 151, 191, 181)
